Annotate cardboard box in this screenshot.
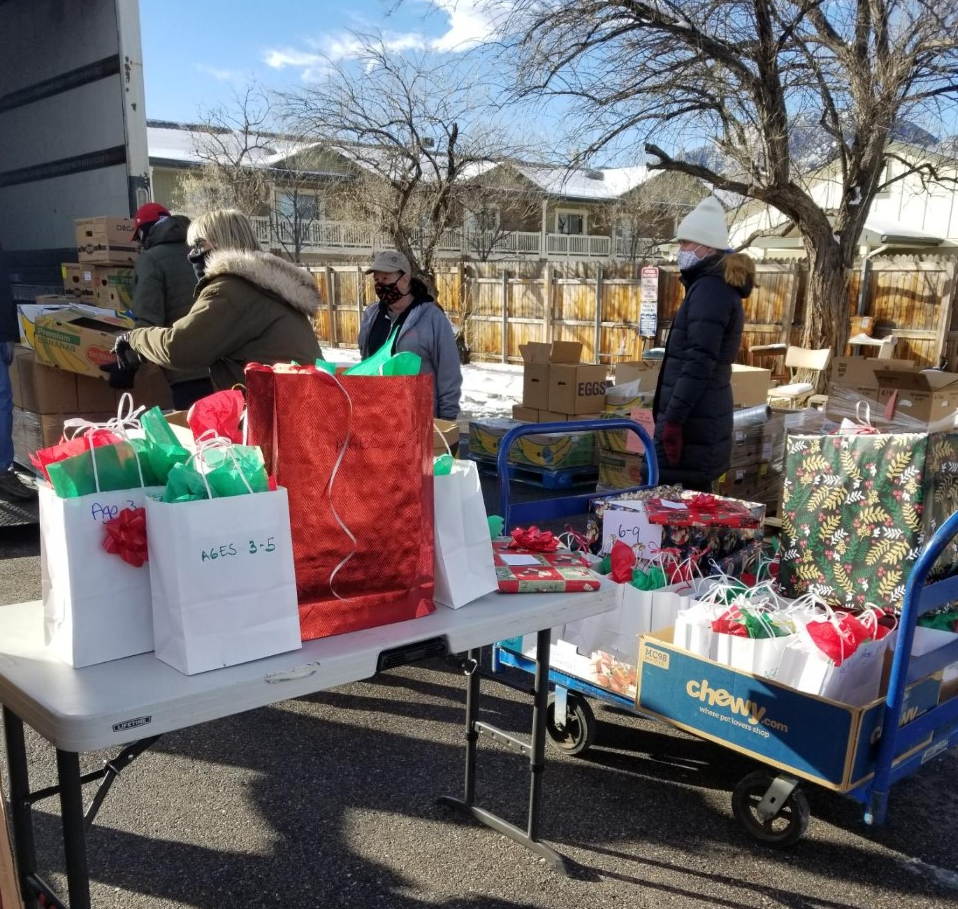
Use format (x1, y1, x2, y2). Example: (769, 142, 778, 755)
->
(75, 217, 137, 264)
(538, 410, 569, 422)
(829, 356, 917, 388)
(10, 347, 171, 414)
(731, 364, 771, 408)
(549, 363, 609, 414)
(61, 263, 95, 300)
(613, 360, 661, 389)
(17, 304, 73, 350)
(91, 265, 135, 310)
(597, 450, 647, 489)
(433, 419, 460, 455)
(33, 308, 130, 380)
(468, 417, 595, 469)
(874, 369, 958, 425)
(636, 627, 942, 791)
(12, 407, 116, 464)
(511, 405, 539, 422)
(519, 341, 583, 410)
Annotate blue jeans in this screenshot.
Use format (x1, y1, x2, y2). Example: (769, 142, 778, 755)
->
(0, 342, 13, 471)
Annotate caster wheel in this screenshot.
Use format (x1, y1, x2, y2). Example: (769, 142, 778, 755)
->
(546, 692, 596, 756)
(732, 771, 810, 847)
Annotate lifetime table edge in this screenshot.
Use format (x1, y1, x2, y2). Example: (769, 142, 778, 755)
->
(0, 584, 617, 908)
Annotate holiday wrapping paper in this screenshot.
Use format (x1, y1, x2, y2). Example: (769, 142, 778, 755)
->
(779, 431, 958, 609)
(493, 541, 602, 593)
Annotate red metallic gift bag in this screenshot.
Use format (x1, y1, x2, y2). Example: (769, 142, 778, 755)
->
(245, 365, 436, 640)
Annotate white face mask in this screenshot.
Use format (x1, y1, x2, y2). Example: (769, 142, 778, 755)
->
(677, 248, 706, 271)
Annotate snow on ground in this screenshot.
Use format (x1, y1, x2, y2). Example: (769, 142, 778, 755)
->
(327, 347, 522, 421)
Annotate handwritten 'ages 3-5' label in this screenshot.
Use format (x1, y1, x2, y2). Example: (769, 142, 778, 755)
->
(201, 537, 278, 562)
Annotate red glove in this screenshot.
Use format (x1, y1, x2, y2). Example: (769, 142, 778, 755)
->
(661, 422, 683, 466)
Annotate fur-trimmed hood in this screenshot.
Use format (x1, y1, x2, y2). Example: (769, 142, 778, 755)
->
(721, 252, 756, 296)
(202, 249, 320, 317)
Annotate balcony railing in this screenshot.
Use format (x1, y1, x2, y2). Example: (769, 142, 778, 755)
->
(249, 217, 628, 260)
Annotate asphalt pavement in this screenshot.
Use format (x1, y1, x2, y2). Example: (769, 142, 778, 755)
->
(2, 518, 958, 909)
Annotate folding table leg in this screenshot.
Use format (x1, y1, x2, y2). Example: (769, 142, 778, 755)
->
(3, 706, 39, 909)
(56, 750, 91, 909)
(439, 632, 569, 873)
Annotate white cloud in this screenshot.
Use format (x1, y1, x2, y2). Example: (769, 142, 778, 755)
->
(427, 0, 501, 52)
(262, 1, 504, 81)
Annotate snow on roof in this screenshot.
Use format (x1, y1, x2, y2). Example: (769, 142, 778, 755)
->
(862, 214, 943, 244)
(514, 164, 648, 200)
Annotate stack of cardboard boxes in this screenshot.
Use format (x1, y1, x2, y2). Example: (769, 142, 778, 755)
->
(595, 360, 660, 490)
(11, 216, 174, 466)
(511, 341, 609, 422)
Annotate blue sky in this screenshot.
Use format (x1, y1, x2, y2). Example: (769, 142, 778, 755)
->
(139, 0, 495, 123)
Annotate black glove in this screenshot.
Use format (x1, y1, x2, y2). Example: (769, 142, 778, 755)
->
(99, 333, 141, 388)
(100, 362, 138, 389)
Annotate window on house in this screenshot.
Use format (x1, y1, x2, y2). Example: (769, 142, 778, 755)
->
(555, 210, 586, 234)
(278, 191, 323, 221)
(465, 206, 501, 233)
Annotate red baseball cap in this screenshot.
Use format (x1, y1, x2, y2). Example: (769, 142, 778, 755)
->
(131, 202, 171, 238)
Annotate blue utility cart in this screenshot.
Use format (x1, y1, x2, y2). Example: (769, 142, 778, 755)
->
(492, 420, 958, 847)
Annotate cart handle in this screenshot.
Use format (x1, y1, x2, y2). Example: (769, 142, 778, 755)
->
(496, 418, 659, 531)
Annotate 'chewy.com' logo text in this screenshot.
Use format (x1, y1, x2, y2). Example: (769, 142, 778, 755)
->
(686, 679, 788, 734)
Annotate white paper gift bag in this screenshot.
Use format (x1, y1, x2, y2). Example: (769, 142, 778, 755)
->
(776, 614, 896, 706)
(713, 631, 792, 680)
(40, 483, 163, 667)
(146, 487, 301, 674)
(433, 459, 498, 608)
(563, 581, 700, 665)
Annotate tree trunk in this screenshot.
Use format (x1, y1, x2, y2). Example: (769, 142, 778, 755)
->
(801, 236, 851, 392)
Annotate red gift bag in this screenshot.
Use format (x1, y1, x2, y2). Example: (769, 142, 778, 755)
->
(245, 365, 436, 640)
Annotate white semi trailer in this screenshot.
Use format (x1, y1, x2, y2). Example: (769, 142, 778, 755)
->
(0, 0, 150, 297)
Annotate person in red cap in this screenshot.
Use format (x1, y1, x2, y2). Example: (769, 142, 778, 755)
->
(113, 203, 213, 407)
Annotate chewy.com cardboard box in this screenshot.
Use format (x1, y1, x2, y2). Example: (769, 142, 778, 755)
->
(33, 308, 130, 381)
(636, 628, 942, 791)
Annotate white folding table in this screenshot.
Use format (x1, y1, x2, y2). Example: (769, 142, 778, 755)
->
(0, 585, 616, 909)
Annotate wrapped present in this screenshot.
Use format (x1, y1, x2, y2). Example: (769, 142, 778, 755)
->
(779, 431, 958, 609)
(589, 487, 765, 569)
(493, 540, 602, 593)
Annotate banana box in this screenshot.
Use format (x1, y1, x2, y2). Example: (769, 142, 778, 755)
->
(18, 303, 73, 350)
(597, 450, 647, 489)
(61, 263, 95, 300)
(468, 417, 595, 469)
(33, 307, 131, 381)
(91, 266, 135, 310)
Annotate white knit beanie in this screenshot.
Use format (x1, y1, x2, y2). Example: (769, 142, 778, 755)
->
(676, 196, 729, 249)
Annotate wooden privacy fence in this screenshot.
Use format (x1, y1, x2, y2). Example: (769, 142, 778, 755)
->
(309, 256, 958, 370)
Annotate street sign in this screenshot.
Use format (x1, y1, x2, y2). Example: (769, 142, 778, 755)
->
(639, 266, 659, 337)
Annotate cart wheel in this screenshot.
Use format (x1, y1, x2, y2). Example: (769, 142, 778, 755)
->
(731, 771, 810, 847)
(546, 692, 596, 755)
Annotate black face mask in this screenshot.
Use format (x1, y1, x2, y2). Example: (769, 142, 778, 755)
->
(375, 280, 406, 307)
(188, 247, 210, 281)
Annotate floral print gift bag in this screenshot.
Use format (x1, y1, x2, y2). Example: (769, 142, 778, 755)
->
(779, 431, 958, 610)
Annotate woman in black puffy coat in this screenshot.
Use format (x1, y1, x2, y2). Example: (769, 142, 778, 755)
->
(652, 196, 752, 491)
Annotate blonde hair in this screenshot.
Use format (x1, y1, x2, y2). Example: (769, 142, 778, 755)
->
(187, 209, 260, 252)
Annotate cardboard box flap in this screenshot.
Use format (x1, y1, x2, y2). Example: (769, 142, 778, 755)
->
(550, 340, 583, 364)
(874, 369, 958, 392)
(519, 342, 552, 363)
(830, 356, 917, 385)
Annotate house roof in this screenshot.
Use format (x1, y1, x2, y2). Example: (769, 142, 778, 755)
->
(513, 165, 649, 201)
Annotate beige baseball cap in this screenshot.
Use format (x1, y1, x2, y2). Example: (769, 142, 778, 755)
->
(365, 250, 411, 274)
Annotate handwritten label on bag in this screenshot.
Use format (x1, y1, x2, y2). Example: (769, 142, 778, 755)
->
(201, 537, 277, 562)
(90, 500, 136, 523)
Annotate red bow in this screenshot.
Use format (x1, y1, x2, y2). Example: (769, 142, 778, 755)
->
(687, 493, 719, 512)
(102, 507, 149, 568)
(508, 526, 559, 552)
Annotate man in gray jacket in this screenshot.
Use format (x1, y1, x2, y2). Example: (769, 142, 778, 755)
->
(128, 203, 213, 408)
(358, 250, 462, 420)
